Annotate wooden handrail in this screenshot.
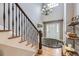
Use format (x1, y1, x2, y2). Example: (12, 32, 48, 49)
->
(15, 3, 38, 32)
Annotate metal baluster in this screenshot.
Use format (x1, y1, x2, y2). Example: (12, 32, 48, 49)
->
(33, 27, 35, 46)
(33, 29, 35, 46)
(12, 3, 14, 37)
(24, 16, 25, 41)
(16, 6, 17, 36)
(36, 32, 38, 45)
(35, 31, 38, 45)
(26, 19, 29, 45)
(30, 28, 32, 45)
(31, 25, 33, 44)
(19, 13, 23, 43)
(25, 17, 27, 41)
(36, 31, 38, 45)
(22, 15, 24, 42)
(8, 3, 10, 30)
(29, 23, 31, 44)
(26, 20, 30, 45)
(30, 25, 32, 47)
(35, 30, 38, 45)
(33, 30, 36, 46)
(25, 18, 27, 41)
(18, 9, 20, 36)
(32, 25, 35, 46)
(3, 3, 5, 30)
(35, 32, 37, 46)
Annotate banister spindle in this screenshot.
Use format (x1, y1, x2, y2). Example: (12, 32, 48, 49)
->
(3, 3, 5, 30)
(24, 16, 26, 41)
(8, 3, 10, 30)
(29, 25, 32, 44)
(16, 5, 17, 36)
(33, 30, 35, 45)
(31, 27, 34, 46)
(26, 20, 30, 45)
(25, 18, 27, 41)
(19, 13, 23, 43)
(14, 4, 39, 47)
(36, 31, 38, 45)
(29, 22, 31, 44)
(36, 32, 38, 44)
(18, 9, 20, 36)
(12, 3, 14, 37)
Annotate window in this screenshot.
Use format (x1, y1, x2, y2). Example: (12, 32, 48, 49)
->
(45, 22, 60, 39)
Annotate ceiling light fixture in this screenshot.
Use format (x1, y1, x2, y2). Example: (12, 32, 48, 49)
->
(42, 3, 59, 15)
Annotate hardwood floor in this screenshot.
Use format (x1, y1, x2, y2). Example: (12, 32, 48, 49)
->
(37, 46, 62, 56)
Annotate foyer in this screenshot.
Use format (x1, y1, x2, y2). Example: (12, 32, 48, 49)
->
(0, 3, 79, 56)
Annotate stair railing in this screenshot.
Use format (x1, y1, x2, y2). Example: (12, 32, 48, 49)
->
(1, 3, 42, 48)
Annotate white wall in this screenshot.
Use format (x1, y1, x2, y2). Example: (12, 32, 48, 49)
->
(65, 3, 74, 32)
(73, 3, 79, 35)
(42, 3, 64, 22)
(63, 3, 74, 44)
(68, 3, 79, 35)
(74, 3, 79, 16)
(19, 3, 42, 27)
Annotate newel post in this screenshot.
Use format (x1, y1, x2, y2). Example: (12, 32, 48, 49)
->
(38, 30, 42, 54)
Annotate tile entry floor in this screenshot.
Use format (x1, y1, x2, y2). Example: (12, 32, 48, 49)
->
(37, 46, 62, 56)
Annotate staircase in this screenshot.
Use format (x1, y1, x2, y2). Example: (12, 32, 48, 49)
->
(0, 3, 41, 56)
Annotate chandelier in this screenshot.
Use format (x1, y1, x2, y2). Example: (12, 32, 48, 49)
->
(42, 3, 59, 15)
